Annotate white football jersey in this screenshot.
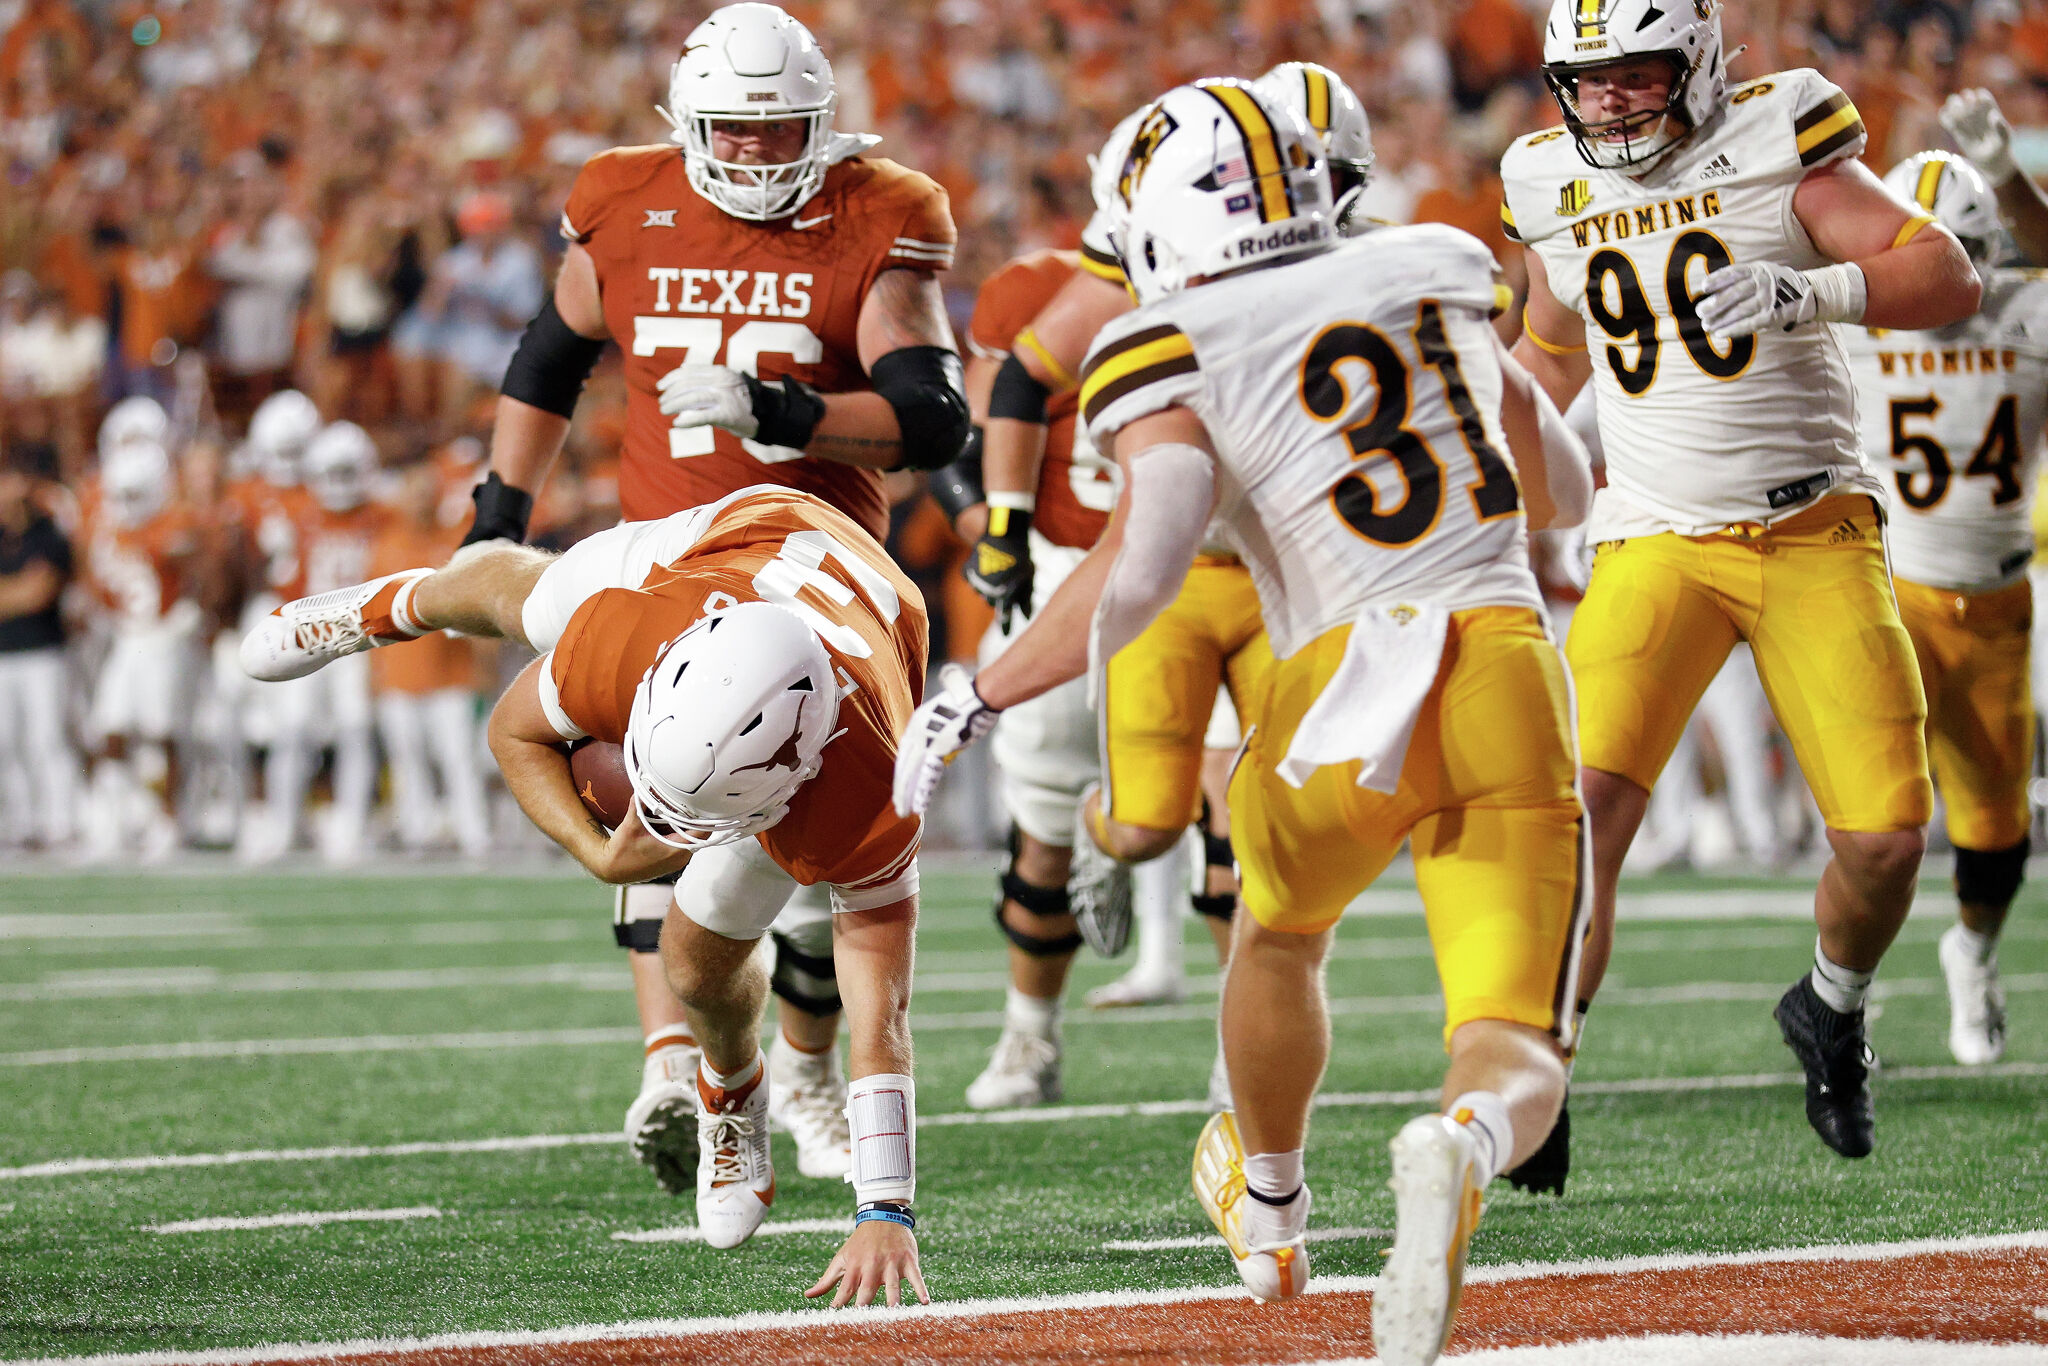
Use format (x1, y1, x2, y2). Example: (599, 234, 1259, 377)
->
(1501, 69, 1883, 540)
(1845, 267, 2048, 591)
(1077, 225, 1542, 660)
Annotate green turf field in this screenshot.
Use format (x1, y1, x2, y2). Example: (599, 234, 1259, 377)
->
(1, 860, 2044, 1359)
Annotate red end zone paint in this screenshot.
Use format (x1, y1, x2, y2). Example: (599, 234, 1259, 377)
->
(223, 1246, 2048, 1366)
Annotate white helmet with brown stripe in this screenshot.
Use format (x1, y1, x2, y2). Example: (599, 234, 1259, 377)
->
(1254, 62, 1374, 225)
(1109, 79, 1333, 305)
(1540, 0, 1726, 173)
(622, 601, 842, 850)
(1885, 150, 2004, 273)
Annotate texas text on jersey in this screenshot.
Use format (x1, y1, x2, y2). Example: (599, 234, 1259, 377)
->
(1848, 267, 2048, 592)
(1502, 69, 1887, 538)
(540, 487, 927, 900)
(564, 148, 955, 539)
(967, 249, 1116, 549)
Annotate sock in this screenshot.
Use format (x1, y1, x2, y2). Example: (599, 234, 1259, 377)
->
(1953, 923, 1998, 966)
(1446, 1091, 1514, 1187)
(387, 571, 430, 638)
(641, 1024, 697, 1088)
(1811, 941, 1875, 1014)
(1006, 986, 1061, 1041)
(1243, 1149, 1308, 1247)
(770, 1028, 836, 1084)
(703, 1050, 763, 1093)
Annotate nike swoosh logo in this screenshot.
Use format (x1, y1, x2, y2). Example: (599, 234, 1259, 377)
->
(791, 213, 833, 230)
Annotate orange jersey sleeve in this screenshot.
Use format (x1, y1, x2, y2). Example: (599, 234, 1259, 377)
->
(965, 251, 1111, 550)
(566, 148, 953, 541)
(547, 488, 928, 894)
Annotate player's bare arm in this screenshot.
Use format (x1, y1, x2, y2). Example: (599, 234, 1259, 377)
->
(1492, 332, 1593, 532)
(487, 660, 691, 886)
(466, 243, 611, 545)
(1512, 249, 1592, 413)
(806, 895, 929, 1308)
(1942, 88, 2048, 266)
(1794, 158, 1982, 328)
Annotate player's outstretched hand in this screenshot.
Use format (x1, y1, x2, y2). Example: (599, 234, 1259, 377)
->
(806, 1220, 930, 1308)
(1694, 261, 1817, 340)
(893, 664, 999, 817)
(657, 363, 761, 438)
(1941, 89, 2018, 185)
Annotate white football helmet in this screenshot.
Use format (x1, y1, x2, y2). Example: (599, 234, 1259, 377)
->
(247, 389, 322, 487)
(1110, 80, 1333, 305)
(1886, 150, 2005, 273)
(102, 439, 173, 529)
(1541, 0, 1726, 173)
(97, 396, 168, 461)
(623, 601, 842, 850)
(303, 421, 378, 513)
(1255, 62, 1374, 226)
(660, 3, 836, 222)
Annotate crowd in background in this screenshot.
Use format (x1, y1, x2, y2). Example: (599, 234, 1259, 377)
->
(0, 0, 2042, 862)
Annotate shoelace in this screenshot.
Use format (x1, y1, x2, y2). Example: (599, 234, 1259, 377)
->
(778, 1082, 849, 1142)
(991, 1030, 1056, 1075)
(291, 613, 366, 654)
(702, 1109, 759, 1186)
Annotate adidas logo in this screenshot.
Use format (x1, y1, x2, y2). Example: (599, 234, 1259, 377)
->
(1700, 154, 1738, 181)
(1828, 519, 1863, 544)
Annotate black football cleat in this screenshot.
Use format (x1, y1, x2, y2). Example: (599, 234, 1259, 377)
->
(1773, 975, 1875, 1158)
(1503, 1099, 1570, 1196)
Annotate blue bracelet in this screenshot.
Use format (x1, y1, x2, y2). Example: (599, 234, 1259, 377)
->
(855, 1203, 916, 1230)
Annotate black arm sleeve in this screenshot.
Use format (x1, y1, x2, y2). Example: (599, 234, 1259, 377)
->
(871, 345, 970, 472)
(499, 296, 608, 419)
(987, 351, 1051, 424)
(928, 425, 985, 523)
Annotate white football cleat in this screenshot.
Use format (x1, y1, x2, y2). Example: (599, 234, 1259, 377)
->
(1940, 924, 2007, 1065)
(624, 1042, 701, 1197)
(1084, 965, 1188, 1008)
(1192, 1112, 1310, 1302)
(1373, 1113, 1486, 1366)
(1069, 783, 1133, 957)
(964, 1029, 1062, 1110)
(766, 1039, 853, 1180)
(240, 569, 430, 682)
(695, 1062, 775, 1249)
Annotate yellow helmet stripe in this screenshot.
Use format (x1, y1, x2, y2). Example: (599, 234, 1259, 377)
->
(1304, 67, 1332, 136)
(1577, 0, 1602, 38)
(1200, 82, 1293, 224)
(1913, 157, 1948, 211)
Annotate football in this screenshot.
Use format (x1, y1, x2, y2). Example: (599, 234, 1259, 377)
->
(568, 738, 632, 828)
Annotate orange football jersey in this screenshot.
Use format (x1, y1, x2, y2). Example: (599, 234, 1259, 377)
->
(966, 250, 1113, 550)
(550, 488, 927, 897)
(563, 147, 956, 540)
(222, 477, 313, 594)
(84, 504, 201, 623)
(287, 501, 395, 601)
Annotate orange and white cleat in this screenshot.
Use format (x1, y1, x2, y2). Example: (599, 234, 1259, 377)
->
(1372, 1112, 1487, 1366)
(239, 569, 432, 682)
(1192, 1111, 1311, 1302)
(695, 1060, 776, 1250)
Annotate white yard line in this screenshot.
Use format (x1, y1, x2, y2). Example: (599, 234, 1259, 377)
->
(611, 1217, 851, 1244)
(1100, 1225, 1392, 1252)
(5, 1059, 2043, 1183)
(0, 964, 629, 1003)
(8, 1229, 2044, 1366)
(145, 1207, 442, 1235)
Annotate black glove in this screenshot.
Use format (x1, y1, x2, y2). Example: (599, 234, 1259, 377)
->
(460, 472, 534, 547)
(966, 503, 1034, 633)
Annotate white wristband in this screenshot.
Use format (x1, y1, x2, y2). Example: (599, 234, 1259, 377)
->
(1805, 261, 1867, 325)
(986, 490, 1037, 512)
(845, 1072, 915, 1204)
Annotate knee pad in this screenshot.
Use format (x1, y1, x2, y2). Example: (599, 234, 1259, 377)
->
(1954, 837, 2028, 908)
(1191, 891, 1237, 922)
(995, 868, 1083, 957)
(612, 874, 679, 954)
(770, 929, 842, 1015)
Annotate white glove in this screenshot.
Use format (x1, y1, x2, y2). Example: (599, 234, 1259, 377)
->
(656, 363, 760, 438)
(1941, 89, 2018, 186)
(892, 663, 1000, 817)
(1694, 261, 1818, 338)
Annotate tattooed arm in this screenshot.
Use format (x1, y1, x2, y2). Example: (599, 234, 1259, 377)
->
(802, 270, 961, 469)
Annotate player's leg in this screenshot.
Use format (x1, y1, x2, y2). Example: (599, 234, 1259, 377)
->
(1900, 577, 2032, 1064)
(1746, 500, 1932, 1158)
(1567, 534, 1738, 1005)
(425, 687, 491, 858)
(619, 877, 701, 1196)
(375, 691, 432, 851)
(1375, 608, 1582, 1365)
(13, 648, 78, 847)
(765, 886, 854, 1180)
(321, 654, 376, 864)
(659, 837, 798, 1248)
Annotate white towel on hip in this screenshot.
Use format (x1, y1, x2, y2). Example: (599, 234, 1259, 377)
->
(1275, 602, 1450, 794)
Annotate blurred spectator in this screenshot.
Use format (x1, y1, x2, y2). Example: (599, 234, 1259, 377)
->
(390, 190, 542, 432)
(0, 441, 78, 851)
(205, 149, 317, 429)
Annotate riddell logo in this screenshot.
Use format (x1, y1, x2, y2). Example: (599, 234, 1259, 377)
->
(1231, 221, 1326, 260)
